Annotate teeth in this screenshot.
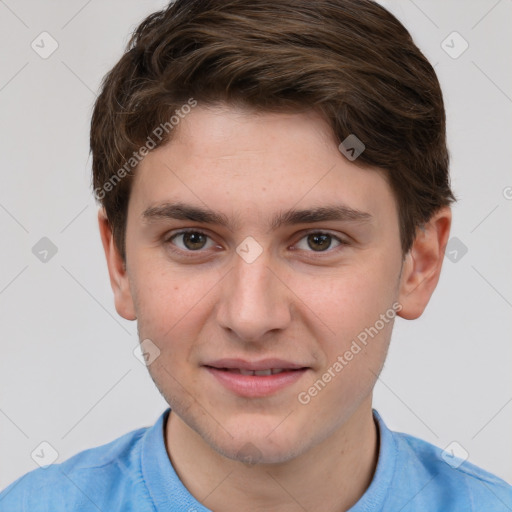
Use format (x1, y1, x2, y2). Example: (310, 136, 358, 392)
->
(234, 368, 287, 376)
(254, 369, 272, 376)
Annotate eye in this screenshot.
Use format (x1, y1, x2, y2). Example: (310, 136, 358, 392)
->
(168, 230, 216, 251)
(165, 229, 348, 257)
(294, 232, 345, 252)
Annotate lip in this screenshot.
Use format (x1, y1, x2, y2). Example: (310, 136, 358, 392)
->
(204, 358, 308, 371)
(203, 358, 310, 398)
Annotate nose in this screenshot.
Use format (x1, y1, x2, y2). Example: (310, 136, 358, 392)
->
(216, 251, 292, 342)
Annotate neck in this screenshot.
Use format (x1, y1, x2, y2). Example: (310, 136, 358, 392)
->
(165, 398, 378, 512)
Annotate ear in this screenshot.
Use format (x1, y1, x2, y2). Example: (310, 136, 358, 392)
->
(98, 209, 136, 321)
(397, 206, 452, 320)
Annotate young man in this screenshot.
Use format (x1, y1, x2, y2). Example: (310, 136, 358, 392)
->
(1, 0, 511, 511)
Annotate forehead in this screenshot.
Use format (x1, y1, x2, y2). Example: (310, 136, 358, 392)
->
(129, 105, 397, 228)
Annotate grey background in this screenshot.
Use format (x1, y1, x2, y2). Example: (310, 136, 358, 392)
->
(0, 0, 511, 490)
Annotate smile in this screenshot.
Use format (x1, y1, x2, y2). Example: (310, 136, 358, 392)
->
(203, 365, 309, 398)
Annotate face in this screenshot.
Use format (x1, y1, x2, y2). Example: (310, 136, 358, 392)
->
(101, 104, 447, 464)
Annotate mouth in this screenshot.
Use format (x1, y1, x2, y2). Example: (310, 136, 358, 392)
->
(204, 367, 304, 376)
(202, 359, 310, 397)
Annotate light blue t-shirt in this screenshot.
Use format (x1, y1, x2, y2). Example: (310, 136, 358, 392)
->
(1, 408, 511, 511)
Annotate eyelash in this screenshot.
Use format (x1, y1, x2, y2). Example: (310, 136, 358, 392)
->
(164, 229, 349, 259)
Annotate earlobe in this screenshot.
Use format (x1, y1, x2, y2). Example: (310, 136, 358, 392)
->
(98, 209, 137, 321)
(397, 207, 452, 320)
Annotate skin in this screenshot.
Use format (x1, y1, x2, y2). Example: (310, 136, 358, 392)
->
(99, 104, 451, 512)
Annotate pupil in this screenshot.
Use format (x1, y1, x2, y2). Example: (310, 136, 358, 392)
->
(184, 232, 206, 250)
(307, 233, 331, 251)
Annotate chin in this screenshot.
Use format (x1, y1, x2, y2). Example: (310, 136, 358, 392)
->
(162, 388, 318, 464)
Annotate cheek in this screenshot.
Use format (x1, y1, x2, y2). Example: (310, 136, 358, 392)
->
(130, 256, 223, 349)
(286, 256, 399, 396)
(289, 260, 399, 338)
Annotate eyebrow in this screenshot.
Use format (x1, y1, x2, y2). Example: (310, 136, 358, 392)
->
(141, 201, 372, 232)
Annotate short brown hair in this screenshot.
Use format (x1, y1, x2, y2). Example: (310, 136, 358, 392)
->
(91, 0, 455, 262)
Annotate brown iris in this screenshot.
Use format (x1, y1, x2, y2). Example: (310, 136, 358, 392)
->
(182, 232, 208, 250)
(307, 233, 332, 251)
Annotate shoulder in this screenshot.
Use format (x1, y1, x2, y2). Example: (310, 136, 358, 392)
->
(0, 426, 152, 512)
(391, 428, 512, 511)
